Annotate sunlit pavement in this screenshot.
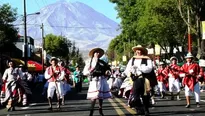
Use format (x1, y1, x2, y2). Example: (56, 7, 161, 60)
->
(1, 83, 205, 116)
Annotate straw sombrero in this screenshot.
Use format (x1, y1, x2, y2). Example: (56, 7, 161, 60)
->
(170, 56, 178, 61)
(132, 45, 148, 55)
(49, 57, 58, 63)
(89, 48, 104, 58)
(159, 61, 165, 65)
(185, 52, 194, 59)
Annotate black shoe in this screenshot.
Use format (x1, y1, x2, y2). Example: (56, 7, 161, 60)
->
(89, 109, 94, 116)
(99, 108, 104, 116)
(7, 107, 15, 112)
(145, 111, 150, 116)
(196, 103, 200, 108)
(47, 107, 52, 111)
(185, 104, 190, 108)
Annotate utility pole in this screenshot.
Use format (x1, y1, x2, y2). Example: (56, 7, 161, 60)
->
(23, 0, 28, 70)
(41, 23, 45, 73)
(187, 6, 192, 53)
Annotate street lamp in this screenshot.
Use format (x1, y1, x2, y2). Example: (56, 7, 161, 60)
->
(23, 0, 40, 70)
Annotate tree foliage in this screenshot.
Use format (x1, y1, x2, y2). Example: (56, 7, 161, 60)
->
(177, 0, 205, 56)
(108, 0, 188, 61)
(44, 34, 69, 58)
(44, 34, 84, 68)
(136, 0, 186, 55)
(0, 4, 18, 51)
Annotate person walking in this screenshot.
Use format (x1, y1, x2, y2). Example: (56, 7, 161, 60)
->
(83, 48, 112, 116)
(58, 60, 71, 105)
(1, 60, 21, 111)
(44, 57, 65, 110)
(73, 66, 82, 92)
(167, 56, 181, 100)
(180, 53, 203, 108)
(124, 45, 153, 115)
(156, 62, 168, 99)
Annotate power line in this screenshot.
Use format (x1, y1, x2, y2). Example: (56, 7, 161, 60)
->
(34, 0, 41, 10)
(43, 0, 48, 5)
(42, 0, 47, 7)
(14, 23, 114, 30)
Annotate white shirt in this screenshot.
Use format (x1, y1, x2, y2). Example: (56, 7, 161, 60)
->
(83, 58, 98, 76)
(124, 57, 153, 77)
(2, 68, 18, 82)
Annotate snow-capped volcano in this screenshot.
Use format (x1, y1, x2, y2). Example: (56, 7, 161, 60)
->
(14, 0, 120, 50)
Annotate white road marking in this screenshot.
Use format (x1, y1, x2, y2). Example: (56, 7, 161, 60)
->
(20, 103, 37, 109)
(200, 100, 205, 102)
(21, 107, 29, 110)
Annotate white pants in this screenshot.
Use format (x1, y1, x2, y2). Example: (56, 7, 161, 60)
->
(169, 78, 180, 92)
(185, 83, 200, 102)
(47, 81, 64, 99)
(158, 81, 166, 92)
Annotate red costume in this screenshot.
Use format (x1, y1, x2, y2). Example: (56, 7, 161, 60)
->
(168, 64, 180, 79)
(157, 67, 168, 88)
(181, 63, 202, 91)
(47, 66, 62, 82)
(157, 67, 168, 82)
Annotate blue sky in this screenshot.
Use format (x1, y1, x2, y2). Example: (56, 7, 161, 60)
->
(0, 0, 120, 23)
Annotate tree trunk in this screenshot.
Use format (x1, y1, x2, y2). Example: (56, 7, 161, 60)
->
(196, 15, 202, 59)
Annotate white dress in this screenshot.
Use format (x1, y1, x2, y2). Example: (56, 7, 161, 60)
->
(83, 58, 112, 100)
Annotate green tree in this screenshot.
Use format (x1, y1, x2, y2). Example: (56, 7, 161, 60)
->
(136, 0, 186, 57)
(44, 34, 69, 58)
(0, 4, 18, 52)
(109, 0, 187, 61)
(177, 0, 205, 57)
(44, 35, 85, 69)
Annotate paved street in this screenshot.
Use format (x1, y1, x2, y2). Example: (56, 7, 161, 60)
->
(1, 83, 205, 116)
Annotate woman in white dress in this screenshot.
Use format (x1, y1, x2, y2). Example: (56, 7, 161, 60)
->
(83, 48, 112, 116)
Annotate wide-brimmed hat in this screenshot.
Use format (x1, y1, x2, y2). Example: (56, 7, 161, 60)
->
(89, 48, 104, 58)
(49, 57, 58, 63)
(170, 56, 178, 61)
(132, 45, 148, 55)
(159, 61, 165, 65)
(185, 52, 194, 59)
(19, 64, 24, 67)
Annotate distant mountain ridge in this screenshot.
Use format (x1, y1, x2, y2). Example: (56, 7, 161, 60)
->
(14, 1, 120, 51)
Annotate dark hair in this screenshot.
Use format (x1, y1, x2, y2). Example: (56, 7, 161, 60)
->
(6, 60, 16, 68)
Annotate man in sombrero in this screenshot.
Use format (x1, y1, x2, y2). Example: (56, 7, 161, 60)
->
(124, 45, 155, 115)
(180, 52, 203, 108)
(83, 48, 112, 116)
(44, 57, 65, 110)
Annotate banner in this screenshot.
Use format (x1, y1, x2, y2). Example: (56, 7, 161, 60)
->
(202, 21, 205, 40)
(155, 44, 161, 56)
(122, 55, 127, 62)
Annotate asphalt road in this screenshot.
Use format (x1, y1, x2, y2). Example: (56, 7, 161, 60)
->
(1, 83, 205, 116)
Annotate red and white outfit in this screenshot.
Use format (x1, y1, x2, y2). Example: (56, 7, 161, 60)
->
(156, 67, 168, 92)
(44, 66, 65, 99)
(180, 63, 202, 102)
(1, 68, 20, 109)
(168, 64, 181, 92)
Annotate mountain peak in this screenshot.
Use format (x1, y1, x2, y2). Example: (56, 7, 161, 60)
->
(14, 1, 120, 50)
